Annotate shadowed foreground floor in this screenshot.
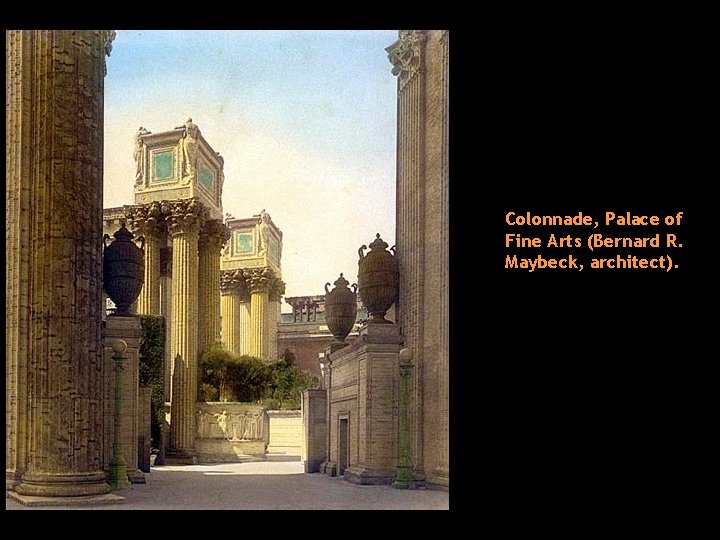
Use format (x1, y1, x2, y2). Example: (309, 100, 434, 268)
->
(6, 460, 448, 510)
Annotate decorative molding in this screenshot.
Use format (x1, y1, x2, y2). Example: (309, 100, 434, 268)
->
(101, 30, 116, 76)
(201, 219, 231, 250)
(244, 267, 275, 294)
(125, 200, 166, 238)
(385, 30, 427, 92)
(269, 278, 286, 302)
(162, 198, 207, 237)
(220, 269, 248, 300)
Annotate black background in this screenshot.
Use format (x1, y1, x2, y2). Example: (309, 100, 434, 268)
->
(454, 11, 703, 512)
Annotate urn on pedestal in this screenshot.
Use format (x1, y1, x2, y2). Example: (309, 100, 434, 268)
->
(324, 273, 358, 344)
(358, 233, 398, 324)
(103, 224, 145, 316)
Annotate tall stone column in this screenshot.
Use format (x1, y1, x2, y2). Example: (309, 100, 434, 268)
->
(163, 199, 204, 462)
(220, 269, 246, 355)
(268, 278, 286, 361)
(127, 201, 165, 316)
(245, 268, 273, 360)
(7, 30, 115, 498)
(387, 29, 427, 484)
(198, 220, 230, 359)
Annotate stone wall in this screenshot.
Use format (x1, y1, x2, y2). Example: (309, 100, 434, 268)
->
(301, 389, 327, 473)
(324, 325, 402, 484)
(266, 410, 302, 456)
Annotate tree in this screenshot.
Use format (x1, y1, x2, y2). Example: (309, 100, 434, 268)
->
(201, 344, 271, 403)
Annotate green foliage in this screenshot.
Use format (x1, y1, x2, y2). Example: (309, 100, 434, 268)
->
(200, 343, 271, 402)
(265, 348, 319, 410)
(138, 315, 166, 449)
(200, 346, 317, 409)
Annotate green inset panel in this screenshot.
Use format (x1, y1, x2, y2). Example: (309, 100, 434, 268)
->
(199, 163, 215, 192)
(236, 232, 253, 254)
(268, 237, 279, 261)
(152, 151, 174, 181)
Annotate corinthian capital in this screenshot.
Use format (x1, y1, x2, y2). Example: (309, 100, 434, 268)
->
(385, 30, 427, 91)
(220, 269, 249, 300)
(244, 267, 275, 294)
(125, 200, 166, 238)
(162, 198, 207, 237)
(201, 219, 232, 250)
(269, 278, 286, 302)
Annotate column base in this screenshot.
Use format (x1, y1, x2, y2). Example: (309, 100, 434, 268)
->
(14, 471, 110, 497)
(322, 461, 337, 477)
(393, 465, 416, 489)
(164, 449, 198, 465)
(108, 462, 131, 490)
(344, 465, 395, 485)
(8, 491, 124, 507)
(127, 469, 146, 484)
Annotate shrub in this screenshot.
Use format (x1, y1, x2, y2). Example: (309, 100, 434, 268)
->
(138, 315, 165, 449)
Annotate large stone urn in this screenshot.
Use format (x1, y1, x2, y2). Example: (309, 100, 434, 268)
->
(324, 273, 358, 343)
(358, 233, 398, 324)
(103, 224, 145, 316)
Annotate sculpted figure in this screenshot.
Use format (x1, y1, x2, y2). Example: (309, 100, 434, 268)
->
(258, 209, 271, 253)
(133, 127, 149, 185)
(214, 409, 228, 439)
(181, 118, 200, 181)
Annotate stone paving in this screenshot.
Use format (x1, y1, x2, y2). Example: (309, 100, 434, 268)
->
(6, 461, 448, 510)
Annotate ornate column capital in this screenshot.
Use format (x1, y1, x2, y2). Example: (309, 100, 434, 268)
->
(385, 30, 427, 91)
(100, 30, 116, 76)
(125, 200, 166, 239)
(269, 278, 286, 302)
(200, 219, 232, 250)
(244, 267, 275, 294)
(162, 198, 207, 237)
(220, 269, 249, 301)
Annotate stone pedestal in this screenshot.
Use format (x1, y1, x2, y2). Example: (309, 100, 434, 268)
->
(6, 30, 114, 499)
(104, 316, 145, 484)
(302, 389, 327, 473)
(325, 324, 403, 485)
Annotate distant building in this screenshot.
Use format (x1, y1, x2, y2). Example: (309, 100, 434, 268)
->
(279, 296, 394, 378)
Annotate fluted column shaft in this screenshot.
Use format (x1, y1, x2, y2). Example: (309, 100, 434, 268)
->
(390, 30, 427, 480)
(220, 269, 247, 356)
(164, 199, 204, 460)
(198, 221, 228, 358)
(127, 202, 165, 316)
(221, 293, 241, 354)
(268, 278, 285, 362)
(239, 301, 251, 355)
(245, 268, 273, 360)
(7, 30, 115, 497)
(250, 291, 268, 359)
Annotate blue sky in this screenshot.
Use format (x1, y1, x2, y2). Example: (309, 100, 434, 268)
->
(104, 30, 398, 306)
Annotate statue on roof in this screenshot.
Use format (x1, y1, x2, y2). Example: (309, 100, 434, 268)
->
(180, 118, 200, 184)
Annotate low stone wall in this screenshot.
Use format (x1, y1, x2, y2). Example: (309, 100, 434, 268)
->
(194, 402, 268, 463)
(266, 410, 302, 456)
